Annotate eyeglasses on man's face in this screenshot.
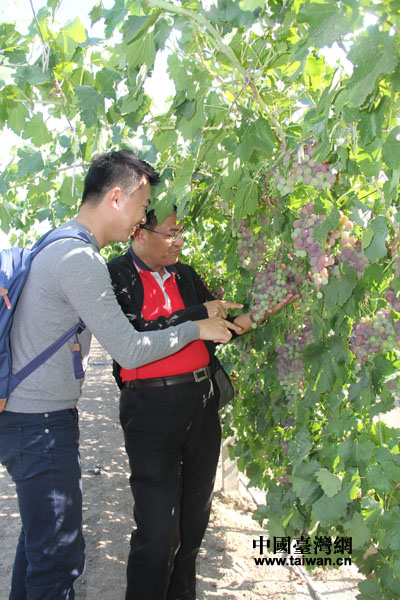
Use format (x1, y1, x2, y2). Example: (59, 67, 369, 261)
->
(140, 225, 185, 243)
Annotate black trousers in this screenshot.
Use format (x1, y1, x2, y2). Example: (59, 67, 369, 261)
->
(119, 377, 221, 600)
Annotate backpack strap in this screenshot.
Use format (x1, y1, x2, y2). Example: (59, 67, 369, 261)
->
(8, 229, 93, 395)
(9, 320, 86, 395)
(31, 228, 92, 257)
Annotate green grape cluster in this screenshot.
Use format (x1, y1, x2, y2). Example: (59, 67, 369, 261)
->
(276, 320, 314, 402)
(349, 310, 400, 365)
(250, 259, 302, 322)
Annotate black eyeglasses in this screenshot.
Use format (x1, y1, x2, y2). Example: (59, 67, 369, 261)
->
(139, 225, 185, 242)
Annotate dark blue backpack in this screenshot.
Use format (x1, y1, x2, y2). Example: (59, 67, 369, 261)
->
(0, 228, 92, 411)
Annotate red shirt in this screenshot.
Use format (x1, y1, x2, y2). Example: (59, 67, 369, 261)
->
(120, 259, 210, 381)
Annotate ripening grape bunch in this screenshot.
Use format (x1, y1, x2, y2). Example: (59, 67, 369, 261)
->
(329, 213, 368, 279)
(292, 204, 369, 292)
(336, 242, 368, 278)
(235, 218, 269, 271)
(250, 259, 302, 322)
(292, 202, 333, 291)
(349, 310, 400, 364)
(275, 144, 337, 196)
(275, 321, 314, 402)
(211, 288, 225, 300)
(385, 284, 400, 313)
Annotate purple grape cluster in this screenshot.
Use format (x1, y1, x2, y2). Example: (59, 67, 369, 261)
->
(250, 259, 302, 322)
(337, 242, 369, 278)
(276, 321, 314, 401)
(349, 310, 400, 364)
(211, 288, 225, 300)
(199, 275, 225, 300)
(292, 205, 369, 292)
(236, 218, 269, 271)
(275, 145, 336, 196)
(385, 284, 400, 312)
(292, 202, 333, 290)
(329, 213, 369, 277)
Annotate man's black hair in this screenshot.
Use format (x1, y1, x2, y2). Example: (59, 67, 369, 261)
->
(140, 206, 177, 229)
(82, 150, 160, 205)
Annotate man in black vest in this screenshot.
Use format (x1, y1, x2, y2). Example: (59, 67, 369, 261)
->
(107, 210, 297, 600)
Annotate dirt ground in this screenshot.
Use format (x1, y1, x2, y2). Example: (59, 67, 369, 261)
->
(2, 338, 398, 599)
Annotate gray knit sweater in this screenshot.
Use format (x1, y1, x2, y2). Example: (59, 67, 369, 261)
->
(6, 221, 199, 413)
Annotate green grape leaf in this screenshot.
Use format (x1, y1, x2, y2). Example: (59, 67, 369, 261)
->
(363, 215, 388, 262)
(0, 203, 12, 232)
(357, 578, 382, 600)
(382, 506, 400, 550)
(90, 1, 103, 25)
(312, 489, 350, 528)
(315, 361, 335, 394)
(8, 102, 29, 134)
(345, 511, 371, 549)
(153, 130, 178, 154)
(239, 0, 265, 10)
(17, 147, 44, 178)
(297, 1, 353, 48)
(362, 227, 374, 250)
(75, 86, 103, 127)
(22, 113, 53, 146)
(347, 28, 397, 107)
(322, 268, 356, 307)
(366, 464, 394, 494)
(382, 126, 400, 170)
(125, 32, 155, 70)
(13, 65, 50, 87)
(103, 0, 128, 38)
(288, 431, 313, 470)
(63, 17, 86, 44)
(58, 176, 78, 207)
(122, 15, 149, 43)
(315, 468, 342, 498)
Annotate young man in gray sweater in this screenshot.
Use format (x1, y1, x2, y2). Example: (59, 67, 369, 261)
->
(0, 151, 239, 600)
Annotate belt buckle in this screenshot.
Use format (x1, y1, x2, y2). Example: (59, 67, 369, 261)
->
(193, 367, 209, 383)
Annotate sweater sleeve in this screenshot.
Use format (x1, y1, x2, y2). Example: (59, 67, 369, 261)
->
(56, 243, 200, 370)
(180, 264, 241, 339)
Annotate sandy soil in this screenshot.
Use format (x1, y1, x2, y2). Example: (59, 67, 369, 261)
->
(2, 338, 397, 599)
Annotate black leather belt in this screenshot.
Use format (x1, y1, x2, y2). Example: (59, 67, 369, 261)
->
(122, 366, 212, 389)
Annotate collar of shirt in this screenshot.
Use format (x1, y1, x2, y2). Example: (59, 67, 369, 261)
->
(129, 247, 177, 276)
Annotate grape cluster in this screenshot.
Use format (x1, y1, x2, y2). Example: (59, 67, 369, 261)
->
(385, 284, 400, 313)
(277, 474, 291, 485)
(337, 242, 369, 278)
(211, 288, 225, 300)
(292, 202, 333, 290)
(276, 321, 314, 402)
(349, 311, 400, 364)
(250, 259, 302, 322)
(275, 144, 336, 196)
(292, 205, 369, 292)
(199, 274, 224, 300)
(328, 213, 368, 278)
(235, 218, 269, 271)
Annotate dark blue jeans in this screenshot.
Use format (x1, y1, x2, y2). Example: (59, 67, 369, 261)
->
(0, 408, 85, 600)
